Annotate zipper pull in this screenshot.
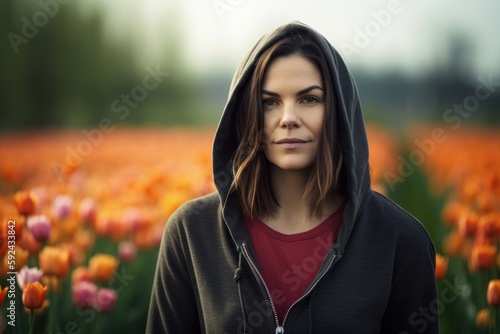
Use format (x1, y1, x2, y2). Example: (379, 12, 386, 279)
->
(276, 326, 284, 334)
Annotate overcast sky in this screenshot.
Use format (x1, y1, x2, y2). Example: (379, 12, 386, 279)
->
(86, 0, 500, 76)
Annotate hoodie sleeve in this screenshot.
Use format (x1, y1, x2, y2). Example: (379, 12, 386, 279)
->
(380, 237, 438, 333)
(146, 213, 201, 333)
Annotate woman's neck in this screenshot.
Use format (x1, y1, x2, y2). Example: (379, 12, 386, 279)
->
(260, 164, 342, 234)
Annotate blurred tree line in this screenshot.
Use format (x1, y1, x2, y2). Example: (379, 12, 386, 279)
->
(357, 33, 500, 130)
(0, 0, 498, 130)
(0, 0, 220, 130)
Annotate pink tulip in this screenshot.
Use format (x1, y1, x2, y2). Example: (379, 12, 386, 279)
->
(94, 288, 117, 312)
(123, 208, 144, 232)
(118, 241, 137, 264)
(78, 197, 97, 223)
(27, 215, 51, 242)
(52, 195, 73, 220)
(73, 281, 97, 308)
(17, 266, 43, 290)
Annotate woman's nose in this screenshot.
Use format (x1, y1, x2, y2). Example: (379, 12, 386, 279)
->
(279, 103, 300, 129)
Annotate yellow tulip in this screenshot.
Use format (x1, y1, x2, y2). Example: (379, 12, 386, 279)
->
(88, 254, 119, 283)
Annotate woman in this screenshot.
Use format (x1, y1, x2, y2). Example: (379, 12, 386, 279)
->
(147, 21, 438, 333)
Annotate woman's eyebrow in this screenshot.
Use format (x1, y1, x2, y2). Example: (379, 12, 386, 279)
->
(261, 89, 280, 97)
(297, 85, 324, 95)
(261, 85, 324, 97)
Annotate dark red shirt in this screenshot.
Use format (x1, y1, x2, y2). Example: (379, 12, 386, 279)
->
(243, 202, 345, 323)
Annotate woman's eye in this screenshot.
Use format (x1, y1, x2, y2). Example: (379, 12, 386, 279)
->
(302, 96, 319, 104)
(262, 99, 277, 108)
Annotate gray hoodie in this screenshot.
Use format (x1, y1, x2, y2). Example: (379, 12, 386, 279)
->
(147, 21, 438, 334)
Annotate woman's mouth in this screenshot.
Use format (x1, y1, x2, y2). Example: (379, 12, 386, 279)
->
(275, 138, 309, 149)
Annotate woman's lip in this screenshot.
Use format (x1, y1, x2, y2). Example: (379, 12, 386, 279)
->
(276, 142, 308, 149)
(275, 138, 308, 144)
(274, 139, 309, 149)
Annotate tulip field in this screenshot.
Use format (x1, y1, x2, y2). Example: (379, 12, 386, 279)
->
(0, 125, 499, 333)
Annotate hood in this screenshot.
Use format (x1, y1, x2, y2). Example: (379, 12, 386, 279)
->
(212, 21, 371, 256)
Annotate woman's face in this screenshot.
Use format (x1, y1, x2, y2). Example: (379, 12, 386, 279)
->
(261, 55, 325, 171)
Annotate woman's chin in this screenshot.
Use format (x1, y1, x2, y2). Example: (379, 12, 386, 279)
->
(269, 160, 314, 172)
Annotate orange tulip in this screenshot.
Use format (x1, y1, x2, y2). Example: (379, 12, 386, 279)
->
(435, 254, 448, 280)
(470, 243, 496, 271)
(39, 246, 70, 277)
(0, 286, 8, 307)
(442, 231, 466, 257)
(458, 211, 479, 236)
(72, 266, 92, 286)
(441, 201, 467, 227)
(22, 281, 47, 309)
(12, 191, 38, 216)
(478, 213, 500, 238)
(487, 279, 500, 307)
(88, 254, 119, 283)
(475, 308, 492, 329)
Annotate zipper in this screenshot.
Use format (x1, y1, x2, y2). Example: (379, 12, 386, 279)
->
(241, 242, 281, 329)
(280, 253, 337, 327)
(241, 242, 338, 333)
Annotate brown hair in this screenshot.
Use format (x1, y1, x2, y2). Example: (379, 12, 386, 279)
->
(230, 31, 345, 219)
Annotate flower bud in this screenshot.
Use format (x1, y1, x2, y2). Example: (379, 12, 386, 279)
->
(88, 254, 119, 283)
(73, 281, 97, 308)
(52, 195, 73, 220)
(22, 281, 47, 309)
(39, 246, 70, 277)
(487, 280, 500, 307)
(13, 191, 38, 216)
(17, 266, 43, 290)
(94, 288, 117, 312)
(27, 215, 51, 242)
(435, 254, 448, 280)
